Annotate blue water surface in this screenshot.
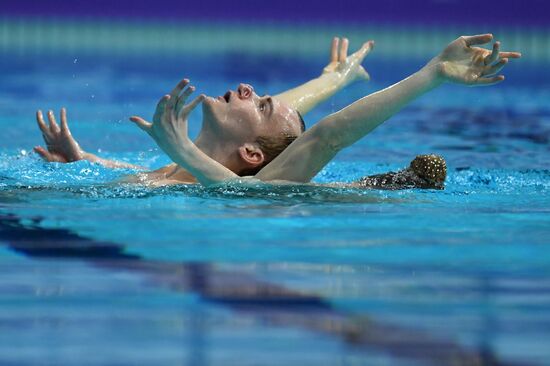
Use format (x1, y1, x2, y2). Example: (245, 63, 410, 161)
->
(1, 48, 550, 365)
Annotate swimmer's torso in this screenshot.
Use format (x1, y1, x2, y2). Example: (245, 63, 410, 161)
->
(119, 164, 197, 187)
(118, 155, 447, 190)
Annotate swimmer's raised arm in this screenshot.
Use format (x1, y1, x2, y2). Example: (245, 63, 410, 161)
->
(130, 79, 240, 186)
(275, 37, 373, 115)
(257, 34, 521, 182)
(34, 108, 145, 169)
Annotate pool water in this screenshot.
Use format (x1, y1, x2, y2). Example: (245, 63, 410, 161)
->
(1, 30, 550, 365)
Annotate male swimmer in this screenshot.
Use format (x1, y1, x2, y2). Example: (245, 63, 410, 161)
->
(34, 35, 520, 190)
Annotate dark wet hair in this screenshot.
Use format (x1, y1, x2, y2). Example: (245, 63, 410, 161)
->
(297, 111, 306, 134)
(239, 111, 306, 176)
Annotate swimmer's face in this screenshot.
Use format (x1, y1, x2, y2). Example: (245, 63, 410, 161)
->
(201, 83, 303, 145)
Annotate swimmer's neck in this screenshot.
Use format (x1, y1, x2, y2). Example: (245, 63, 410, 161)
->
(171, 130, 243, 177)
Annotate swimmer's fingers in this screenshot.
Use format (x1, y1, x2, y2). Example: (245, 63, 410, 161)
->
(34, 146, 51, 161)
(167, 78, 190, 108)
(36, 110, 51, 139)
(33, 146, 62, 162)
(154, 95, 170, 123)
(162, 94, 173, 121)
(59, 107, 73, 137)
(175, 85, 196, 116)
(483, 58, 508, 77)
(484, 41, 500, 65)
(178, 94, 206, 119)
(350, 41, 374, 81)
(463, 34, 493, 47)
(47, 110, 61, 134)
(338, 37, 349, 62)
(474, 75, 505, 86)
(499, 51, 522, 59)
(129, 116, 153, 134)
(330, 37, 339, 63)
(352, 40, 375, 61)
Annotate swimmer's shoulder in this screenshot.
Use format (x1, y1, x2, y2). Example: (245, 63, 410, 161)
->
(116, 164, 198, 186)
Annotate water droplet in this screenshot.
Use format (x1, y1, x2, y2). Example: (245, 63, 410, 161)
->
(20, 149, 27, 156)
(73, 58, 78, 63)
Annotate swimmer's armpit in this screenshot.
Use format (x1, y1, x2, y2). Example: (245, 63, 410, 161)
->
(34, 108, 145, 170)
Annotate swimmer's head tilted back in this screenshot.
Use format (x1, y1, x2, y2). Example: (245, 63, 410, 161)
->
(199, 83, 305, 176)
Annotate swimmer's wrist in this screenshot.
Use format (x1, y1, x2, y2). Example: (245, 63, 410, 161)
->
(321, 63, 368, 87)
(318, 71, 344, 86)
(337, 70, 361, 87)
(420, 62, 446, 87)
(424, 57, 449, 84)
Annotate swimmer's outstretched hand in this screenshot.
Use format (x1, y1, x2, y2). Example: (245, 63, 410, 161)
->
(34, 108, 144, 169)
(274, 36, 374, 114)
(429, 34, 521, 86)
(322, 37, 374, 85)
(130, 79, 205, 158)
(34, 108, 85, 163)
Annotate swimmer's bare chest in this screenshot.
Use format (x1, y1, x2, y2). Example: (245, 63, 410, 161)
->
(120, 165, 357, 188)
(120, 164, 197, 186)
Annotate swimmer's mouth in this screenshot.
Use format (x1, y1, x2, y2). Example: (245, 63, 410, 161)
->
(216, 91, 231, 103)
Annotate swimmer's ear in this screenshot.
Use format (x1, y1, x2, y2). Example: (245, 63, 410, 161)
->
(238, 143, 265, 169)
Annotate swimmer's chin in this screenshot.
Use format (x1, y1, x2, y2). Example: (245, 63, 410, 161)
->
(201, 99, 231, 131)
(202, 97, 225, 116)
(203, 96, 226, 106)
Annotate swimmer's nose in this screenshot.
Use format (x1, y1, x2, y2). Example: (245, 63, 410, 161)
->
(237, 83, 254, 99)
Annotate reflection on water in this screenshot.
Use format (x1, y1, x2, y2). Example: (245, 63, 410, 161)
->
(3, 213, 541, 366)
